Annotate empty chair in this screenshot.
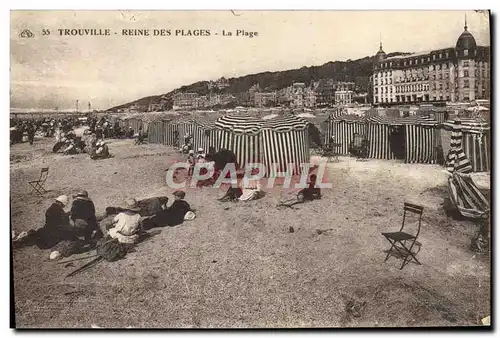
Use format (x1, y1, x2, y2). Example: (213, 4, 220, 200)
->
(28, 167, 49, 196)
(382, 202, 424, 270)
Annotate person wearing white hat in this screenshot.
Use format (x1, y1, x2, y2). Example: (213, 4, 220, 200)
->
(13, 194, 73, 249)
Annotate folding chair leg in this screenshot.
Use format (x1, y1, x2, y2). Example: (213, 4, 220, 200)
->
(384, 239, 397, 262)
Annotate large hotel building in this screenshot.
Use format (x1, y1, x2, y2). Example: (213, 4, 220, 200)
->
(371, 18, 490, 105)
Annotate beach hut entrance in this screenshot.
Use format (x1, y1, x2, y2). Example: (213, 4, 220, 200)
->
(389, 125, 406, 160)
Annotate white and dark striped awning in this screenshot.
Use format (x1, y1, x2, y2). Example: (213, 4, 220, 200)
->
(330, 114, 368, 124)
(215, 114, 263, 135)
(261, 114, 309, 132)
(442, 119, 490, 134)
(367, 116, 439, 126)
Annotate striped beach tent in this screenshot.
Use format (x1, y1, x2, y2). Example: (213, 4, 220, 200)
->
(127, 117, 144, 134)
(147, 119, 166, 144)
(214, 114, 264, 170)
(262, 115, 310, 176)
(175, 118, 195, 142)
(366, 116, 441, 164)
(163, 120, 179, 146)
(442, 119, 490, 172)
(325, 115, 368, 154)
(192, 118, 219, 154)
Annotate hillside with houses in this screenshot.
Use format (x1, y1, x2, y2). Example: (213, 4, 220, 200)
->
(108, 53, 409, 114)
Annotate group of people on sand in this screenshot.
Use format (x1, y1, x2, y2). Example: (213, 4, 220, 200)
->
(12, 190, 195, 259)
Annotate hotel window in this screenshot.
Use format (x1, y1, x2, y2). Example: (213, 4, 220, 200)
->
(464, 70, 469, 77)
(446, 52, 449, 58)
(427, 57, 430, 61)
(446, 83, 449, 89)
(463, 61, 469, 67)
(464, 50, 468, 56)
(404, 61, 407, 66)
(464, 80, 469, 88)
(439, 53, 442, 58)
(439, 83, 442, 90)
(421, 58, 424, 63)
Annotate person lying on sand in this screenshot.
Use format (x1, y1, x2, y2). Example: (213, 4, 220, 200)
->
(277, 174, 322, 209)
(143, 191, 194, 229)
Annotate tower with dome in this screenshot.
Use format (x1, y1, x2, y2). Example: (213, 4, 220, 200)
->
(371, 16, 490, 105)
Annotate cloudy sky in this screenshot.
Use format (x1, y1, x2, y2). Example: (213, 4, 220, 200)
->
(10, 10, 490, 110)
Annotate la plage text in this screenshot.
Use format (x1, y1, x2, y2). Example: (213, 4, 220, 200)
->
(55, 28, 258, 38)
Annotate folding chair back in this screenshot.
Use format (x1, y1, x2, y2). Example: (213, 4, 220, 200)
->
(29, 167, 49, 195)
(401, 202, 424, 237)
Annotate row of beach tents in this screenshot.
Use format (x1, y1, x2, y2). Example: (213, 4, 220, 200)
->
(111, 111, 490, 176)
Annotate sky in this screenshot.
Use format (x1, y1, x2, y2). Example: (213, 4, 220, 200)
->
(10, 10, 491, 110)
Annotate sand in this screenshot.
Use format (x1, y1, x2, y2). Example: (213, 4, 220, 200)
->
(10, 134, 490, 328)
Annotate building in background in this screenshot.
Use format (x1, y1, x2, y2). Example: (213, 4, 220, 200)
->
(371, 17, 490, 105)
(254, 91, 277, 107)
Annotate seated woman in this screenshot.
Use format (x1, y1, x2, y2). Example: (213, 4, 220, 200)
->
(238, 168, 265, 202)
(107, 198, 143, 244)
(91, 140, 111, 159)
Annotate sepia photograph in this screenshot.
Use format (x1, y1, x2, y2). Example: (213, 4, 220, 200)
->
(9, 9, 491, 328)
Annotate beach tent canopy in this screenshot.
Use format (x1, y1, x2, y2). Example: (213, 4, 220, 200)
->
(214, 114, 310, 176)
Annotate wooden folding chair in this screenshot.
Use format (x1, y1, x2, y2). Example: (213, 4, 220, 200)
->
(29, 167, 49, 196)
(382, 202, 423, 270)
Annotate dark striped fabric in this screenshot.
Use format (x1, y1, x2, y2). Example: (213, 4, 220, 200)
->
(325, 115, 367, 154)
(443, 119, 490, 172)
(405, 124, 441, 164)
(448, 173, 489, 218)
(127, 118, 143, 133)
(192, 119, 219, 153)
(367, 122, 394, 160)
(445, 121, 489, 218)
(164, 122, 179, 146)
(462, 131, 490, 172)
(445, 124, 473, 174)
(176, 120, 195, 142)
(147, 120, 165, 144)
(215, 114, 263, 170)
(261, 115, 310, 176)
(366, 116, 440, 163)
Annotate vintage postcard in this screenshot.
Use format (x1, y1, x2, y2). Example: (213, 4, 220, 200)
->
(10, 10, 491, 328)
